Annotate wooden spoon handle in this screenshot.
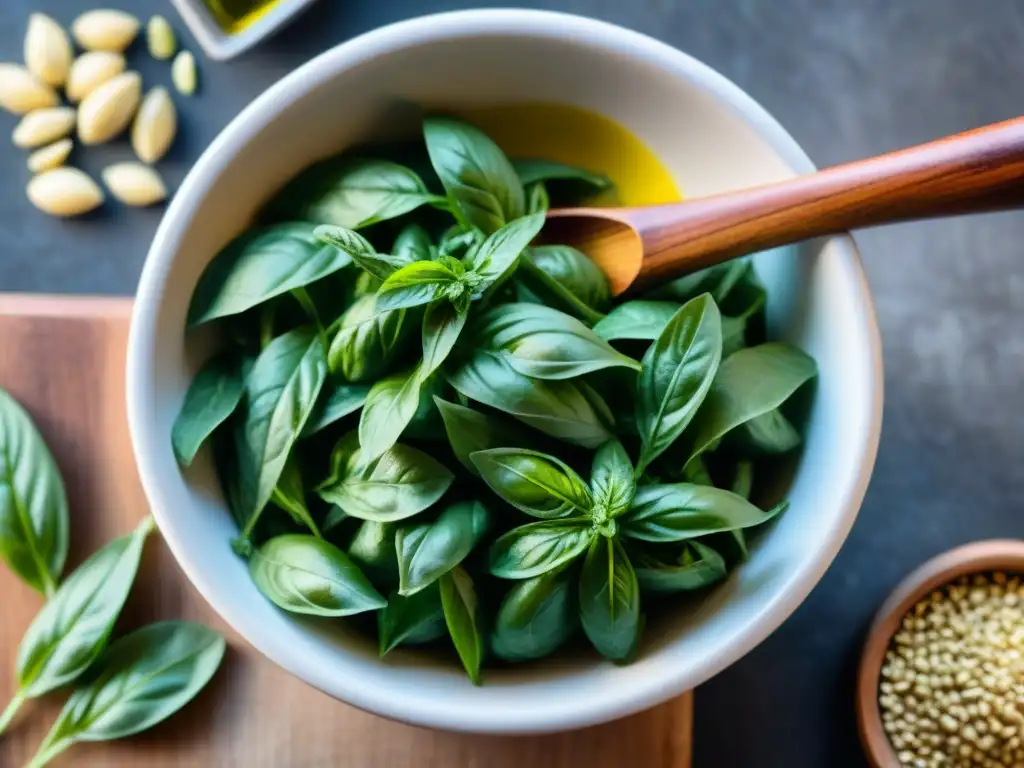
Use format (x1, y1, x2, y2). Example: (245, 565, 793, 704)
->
(631, 116, 1024, 285)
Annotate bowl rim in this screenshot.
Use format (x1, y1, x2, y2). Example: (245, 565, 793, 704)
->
(127, 8, 884, 733)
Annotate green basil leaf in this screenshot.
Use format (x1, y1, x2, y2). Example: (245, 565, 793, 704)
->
(347, 520, 398, 586)
(515, 257, 606, 327)
(270, 457, 321, 537)
(526, 182, 549, 214)
(492, 569, 576, 661)
(422, 300, 468, 377)
(438, 228, 482, 260)
(424, 116, 525, 234)
(635, 294, 722, 474)
(314, 225, 412, 281)
(172, 354, 243, 466)
(317, 433, 454, 522)
(578, 536, 641, 663)
(237, 328, 327, 521)
(731, 461, 754, 500)
(489, 519, 593, 579)
(719, 261, 768, 321)
(646, 259, 748, 305)
(0, 388, 69, 597)
(593, 300, 681, 342)
(447, 350, 613, 448)
(438, 565, 484, 685)
(302, 383, 371, 437)
(462, 213, 545, 291)
(378, 584, 446, 656)
(590, 439, 636, 520)
(397, 500, 490, 595)
(512, 158, 613, 202)
(393, 223, 435, 262)
(685, 342, 817, 468)
(249, 534, 385, 616)
(620, 484, 780, 542)
(328, 295, 408, 382)
(16, 517, 153, 698)
(32, 621, 225, 759)
(434, 398, 534, 476)
(188, 223, 352, 326)
(721, 315, 748, 357)
(401, 372, 447, 441)
(471, 448, 593, 519)
(358, 368, 423, 461)
(682, 454, 714, 485)
(376, 260, 462, 312)
(736, 408, 803, 455)
(631, 541, 727, 593)
(524, 246, 610, 309)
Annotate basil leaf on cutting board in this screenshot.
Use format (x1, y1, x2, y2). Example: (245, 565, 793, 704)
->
(396, 500, 490, 595)
(358, 368, 423, 461)
(471, 448, 593, 519)
(378, 584, 446, 656)
(172, 354, 244, 467)
(631, 541, 728, 593)
(434, 398, 534, 476)
(438, 565, 484, 684)
(589, 439, 636, 520)
(488, 519, 593, 580)
(302, 383, 371, 437)
(523, 245, 610, 309)
(328, 295, 409, 383)
(0, 388, 69, 598)
(578, 536, 641, 663)
(492, 568, 577, 662)
(620, 484, 782, 543)
(249, 534, 385, 616)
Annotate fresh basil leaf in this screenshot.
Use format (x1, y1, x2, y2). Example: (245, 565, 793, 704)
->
(188, 223, 352, 326)
(302, 383, 371, 437)
(249, 534, 385, 616)
(682, 454, 714, 485)
(471, 448, 593, 519)
(719, 261, 768, 321)
(401, 372, 447, 441)
(512, 158, 612, 201)
(328, 295, 408, 382)
(317, 432, 454, 522)
(631, 541, 727, 593)
(462, 213, 545, 292)
(378, 584, 446, 656)
(314, 225, 412, 281)
(590, 439, 635, 520)
(731, 461, 754, 500)
(422, 300, 468, 377)
(492, 569, 576, 661)
(358, 368, 423, 461)
(347, 520, 398, 586)
(376, 260, 463, 312)
(270, 457, 321, 537)
(721, 315, 748, 357)
(16, 517, 153, 699)
(424, 116, 525, 234)
(593, 300, 681, 342)
(447, 350, 613, 448)
(620, 484, 780, 542)
(515, 258, 606, 327)
(397, 500, 490, 595)
(646, 259, 748, 305)
(737, 408, 803, 455)
(393, 223, 435, 262)
(526, 182, 549, 214)
(524, 246, 610, 309)
(30, 621, 225, 762)
(172, 354, 243, 466)
(685, 343, 817, 468)
(438, 228, 482, 260)
(434, 398, 534, 476)
(634, 294, 722, 474)
(0, 388, 69, 597)
(438, 565, 484, 685)
(488, 519, 593, 579)
(578, 536, 641, 663)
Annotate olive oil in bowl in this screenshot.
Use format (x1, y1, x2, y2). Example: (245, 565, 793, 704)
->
(203, 0, 279, 33)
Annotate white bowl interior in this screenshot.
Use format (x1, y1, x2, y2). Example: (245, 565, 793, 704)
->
(128, 11, 881, 733)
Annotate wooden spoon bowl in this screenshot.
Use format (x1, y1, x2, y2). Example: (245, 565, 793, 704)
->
(856, 540, 1024, 768)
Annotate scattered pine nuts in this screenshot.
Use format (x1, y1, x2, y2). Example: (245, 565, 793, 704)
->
(27, 138, 72, 173)
(171, 50, 197, 96)
(65, 50, 125, 103)
(0, 63, 59, 115)
(146, 16, 177, 61)
(24, 13, 73, 88)
(27, 167, 104, 217)
(71, 9, 140, 53)
(13, 107, 76, 149)
(77, 70, 141, 145)
(102, 162, 167, 206)
(132, 86, 176, 164)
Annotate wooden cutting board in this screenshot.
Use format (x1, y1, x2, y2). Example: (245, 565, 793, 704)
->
(0, 294, 692, 768)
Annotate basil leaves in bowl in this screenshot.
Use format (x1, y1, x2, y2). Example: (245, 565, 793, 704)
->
(128, 9, 881, 734)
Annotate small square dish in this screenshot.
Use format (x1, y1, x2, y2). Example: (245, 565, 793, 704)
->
(170, 0, 319, 60)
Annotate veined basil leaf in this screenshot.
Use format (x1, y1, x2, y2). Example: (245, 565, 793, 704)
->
(492, 569, 576, 661)
(0, 388, 68, 597)
(471, 448, 593, 519)
(393, 223, 435, 263)
(634, 294, 722, 474)
(524, 246, 610, 309)
(590, 439, 635, 520)
(578, 536, 641, 663)
(438, 228, 482, 260)
(512, 158, 612, 203)
(721, 315, 748, 357)
(438, 565, 484, 685)
(434, 397, 534, 476)
(328, 295, 408, 382)
(488, 519, 593, 579)
(620, 484, 781, 542)
(475, 303, 640, 380)
(646, 259, 748, 306)
(376, 260, 464, 312)
(424, 116, 525, 234)
(358, 368, 423, 461)
(526, 182, 549, 214)
(16, 517, 153, 699)
(463, 213, 545, 291)
(249, 534, 385, 617)
(172, 354, 243, 467)
(30, 621, 225, 763)
(378, 584, 446, 656)
(314, 225, 412, 281)
(397, 500, 490, 595)
(631, 541, 727, 593)
(685, 342, 817, 468)
(447, 350, 613, 448)
(593, 300, 681, 342)
(515, 258, 606, 327)
(302, 383, 371, 437)
(188, 223, 351, 326)
(317, 432, 454, 522)
(270, 457, 321, 537)
(347, 520, 398, 587)
(422, 300, 468, 377)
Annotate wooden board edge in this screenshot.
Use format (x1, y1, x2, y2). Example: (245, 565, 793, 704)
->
(0, 293, 133, 318)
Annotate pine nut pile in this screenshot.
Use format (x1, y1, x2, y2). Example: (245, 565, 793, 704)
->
(880, 572, 1024, 767)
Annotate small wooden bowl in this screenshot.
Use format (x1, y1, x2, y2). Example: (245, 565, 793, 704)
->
(856, 539, 1024, 768)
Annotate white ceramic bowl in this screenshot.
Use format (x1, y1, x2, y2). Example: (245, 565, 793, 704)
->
(127, 9, 883, 734)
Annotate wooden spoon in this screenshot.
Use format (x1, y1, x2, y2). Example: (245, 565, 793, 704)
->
(545, 116, 1024, 296)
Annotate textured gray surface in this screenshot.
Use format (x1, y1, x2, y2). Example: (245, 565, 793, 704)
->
(2, 1, 1023, 765)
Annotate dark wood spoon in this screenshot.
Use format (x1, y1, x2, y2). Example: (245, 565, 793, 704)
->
(544, 116, 1024, 295)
